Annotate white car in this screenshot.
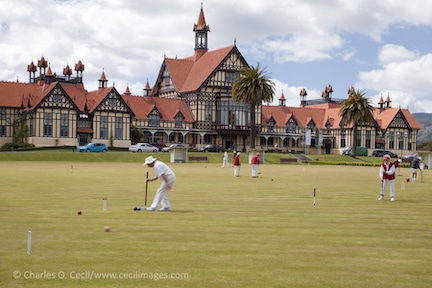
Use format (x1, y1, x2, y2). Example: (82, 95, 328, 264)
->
(128, 143, 159, 152)
(161, 143, 185, 152)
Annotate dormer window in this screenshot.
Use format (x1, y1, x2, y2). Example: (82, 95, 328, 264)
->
(268, 118, 275, 132)
(175, 113, 184, 128)
(286, 118, 296, 133)
(149, 110, 161, 127)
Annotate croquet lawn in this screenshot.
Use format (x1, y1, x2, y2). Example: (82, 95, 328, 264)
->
(1, 160, 431, 287)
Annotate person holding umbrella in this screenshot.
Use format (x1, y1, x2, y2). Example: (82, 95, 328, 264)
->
(378, 154, 396, 201)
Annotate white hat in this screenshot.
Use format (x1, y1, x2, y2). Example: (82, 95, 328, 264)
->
(143, 156, 157, 165)
(383, 154, 390, 160)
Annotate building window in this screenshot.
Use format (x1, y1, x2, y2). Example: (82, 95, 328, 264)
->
(286, 119, 296, 133)
(398, 132, 404, 150)
(78, 114, 91, 128)
(268, 118, 274, 132)
(389, 131, 395, 149)
(60, 114, 68, 137)
(365, 130, 371, 148)
(52, 94, 62, 103)
(205, 101, 213, 121)
(100, 116, 108, 139)
(340, 127, 346, 148)
(326, 122, 331, 134)
(175, 113, 183, 128)
(109, 98, 117, 107)
(148, 112, 160, 127)
(115, 117, 122, 140)
(307, 121, 315, 131)
(216, 99, 250, 126)
(0, 108, 6, 120)
(44, 113, 53, 137)
(0, 125, 5, 136)
(225, 71, 238, 83)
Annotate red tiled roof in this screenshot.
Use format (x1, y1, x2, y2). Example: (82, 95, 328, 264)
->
(121, 95, 194, 123)
(263, 104, 420, 131)
(164, 45, 235, 94)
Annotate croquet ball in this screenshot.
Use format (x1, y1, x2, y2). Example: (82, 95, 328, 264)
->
(104, 226, 111, 232)
(272, 179, 274, 181)
(77, 210, 82, 215)
(406, 178, 410, 182)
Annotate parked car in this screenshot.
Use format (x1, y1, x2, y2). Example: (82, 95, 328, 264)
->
(342, 146, 368, 156)
(128, 143, 159, 152)
(372, 149, 385, 157)
(78, 142, 108, 152)
(161, 143, 185, 152)
(151, 143, 167, 151)
(372, 149, 398, 158)
(198, 144, 226, 152)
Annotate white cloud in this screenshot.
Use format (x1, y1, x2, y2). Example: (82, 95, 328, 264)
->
(0, 0, 432, 113)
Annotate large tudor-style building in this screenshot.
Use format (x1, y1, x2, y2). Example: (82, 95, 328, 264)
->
(0, 5, 421, 155)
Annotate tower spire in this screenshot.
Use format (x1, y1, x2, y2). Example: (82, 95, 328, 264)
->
(193, 3, 210, 61)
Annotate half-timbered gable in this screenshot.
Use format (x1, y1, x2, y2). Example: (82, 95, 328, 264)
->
(86, 87, 132, 146)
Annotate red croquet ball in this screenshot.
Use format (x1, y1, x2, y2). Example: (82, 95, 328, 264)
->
(406, 178, 410, 182)
(77, 210, 82, 215)
(104, 226, 111, 232)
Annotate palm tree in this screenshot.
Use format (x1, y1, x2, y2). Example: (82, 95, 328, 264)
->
(339, 89, 374, 157)
(232, 63, 275, 149)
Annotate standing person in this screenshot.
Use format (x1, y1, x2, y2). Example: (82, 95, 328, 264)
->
(143, 156, 176, 211)
(222, 151, 229, 168)
(378, 154, 396, 201)
(233, 152, 241, 177)
(251, 153, 260, 178)
(410, 156, 421, 182)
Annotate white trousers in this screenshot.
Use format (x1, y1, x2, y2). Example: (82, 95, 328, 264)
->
(234, 165, 240, 177)
(251, 164, 258, 177)
(150, 174, 176, 209)
(381, 179, 395, 198)
(222, 159, 229, 167)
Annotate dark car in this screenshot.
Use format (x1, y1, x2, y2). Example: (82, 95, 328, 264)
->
(151, 143, 167, 151)
(372, 149, 398, 158)
(198, 144, 226, 152)
(372, 149, 385, 157)
(384, 151, 398, 158)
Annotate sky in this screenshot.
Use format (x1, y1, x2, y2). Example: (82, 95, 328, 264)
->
(1, 0, 432, 113)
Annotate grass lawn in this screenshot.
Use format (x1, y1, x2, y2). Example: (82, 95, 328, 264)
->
(1, 153, 431, 287)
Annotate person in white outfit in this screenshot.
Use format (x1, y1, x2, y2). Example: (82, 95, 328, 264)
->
(379, 154, 396, 201)
(143, 156, 176, 211)
(222, 151, 229, 167)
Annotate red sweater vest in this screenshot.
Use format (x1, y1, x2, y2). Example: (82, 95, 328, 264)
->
(382, 162, 396, 180)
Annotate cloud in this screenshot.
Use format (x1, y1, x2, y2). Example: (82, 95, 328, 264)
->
(356, 45, 432, 112)
(0, 0, 432, 113)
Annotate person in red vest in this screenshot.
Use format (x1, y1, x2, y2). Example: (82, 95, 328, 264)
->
(378, 154, 396, 201)
(251, 153, 260, 178)
(233, 152, 241, 177)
